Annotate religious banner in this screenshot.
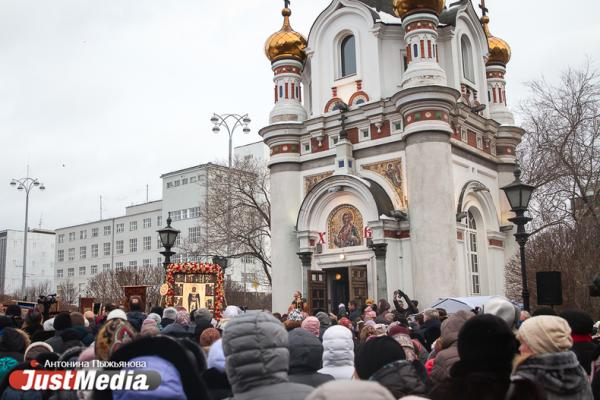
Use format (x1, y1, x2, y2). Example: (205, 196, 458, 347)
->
(327, 204, 364, 249)
(361, 158, 407, 207)
(165, 263, 224, 320)
(304, 171, 333, 194)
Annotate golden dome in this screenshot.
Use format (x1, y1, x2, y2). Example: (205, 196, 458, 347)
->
(265, 7, 307, 63)
(393, 0, 446, 18)
(482, 16, 511, 65)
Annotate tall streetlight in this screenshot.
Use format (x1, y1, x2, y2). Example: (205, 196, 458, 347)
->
(501, 162, 535, 311)
(9, 175, 46, 297)
(209, 113, 251, 168)
(157, 217, 180, 270)
(209, 113, 251, 269)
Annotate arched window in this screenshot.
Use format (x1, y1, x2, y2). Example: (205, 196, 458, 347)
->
(466, 209, 480, 294)
(341, 35, 357, 77)
(461, 35, 475, 82)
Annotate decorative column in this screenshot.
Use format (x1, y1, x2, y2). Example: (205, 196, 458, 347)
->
(371, 243, 388, 302)
(297, 251, 313, 298)
(481, 15, 513, 125)
(394, 0, 447, 88)
(263, 2, 308, 312)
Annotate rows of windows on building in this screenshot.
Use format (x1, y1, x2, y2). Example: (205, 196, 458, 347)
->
(55, 253, 256, 279)
(167, 207, 201, 221)
(165, 175, 203, 189)
(57, 216, 163, 244)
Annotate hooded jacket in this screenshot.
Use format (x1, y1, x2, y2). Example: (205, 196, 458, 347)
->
(125, 311, 146, 332)
(222, 312, 313, 400)
(512, 351, 593, 400)
(288, 329, 334, 387)
(305, 380, 395, 400)
(318, 325, 354, 380)
(369, 360, 427, 398)
(316, 312, 332, 339)
(429, 310, 472, 386)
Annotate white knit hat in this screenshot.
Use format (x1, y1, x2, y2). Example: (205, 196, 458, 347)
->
(518, 315, 573, 354)
(107, 309, 128, 321)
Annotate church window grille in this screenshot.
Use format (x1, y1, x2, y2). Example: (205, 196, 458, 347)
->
(466, 210, 481, 294)
(341, 35, 357, 77)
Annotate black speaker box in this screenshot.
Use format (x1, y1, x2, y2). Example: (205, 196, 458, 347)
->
(536, 271, 563, 305)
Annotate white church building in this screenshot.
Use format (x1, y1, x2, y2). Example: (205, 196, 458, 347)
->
(261, 0, 522, 313)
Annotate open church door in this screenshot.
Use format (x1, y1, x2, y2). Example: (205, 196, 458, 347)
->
(349, 266, 368, 307)
(307, 270, 327, 314)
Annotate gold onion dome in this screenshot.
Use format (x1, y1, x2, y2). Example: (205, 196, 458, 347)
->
(265, 7, 307, 63)
(482, 16, 511, 65)
(393, 0, 446, 18)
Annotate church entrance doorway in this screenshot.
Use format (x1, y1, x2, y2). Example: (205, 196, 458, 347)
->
(307, 265, 368, 314)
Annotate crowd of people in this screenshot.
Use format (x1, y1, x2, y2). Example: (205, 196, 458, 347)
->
(0, 291, 598, 400)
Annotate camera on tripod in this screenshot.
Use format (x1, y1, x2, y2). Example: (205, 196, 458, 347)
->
(38, 294, 57, 319)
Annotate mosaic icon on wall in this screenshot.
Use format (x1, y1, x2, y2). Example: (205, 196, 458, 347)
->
(327, 204, 363, 249)
(304, 171, 333, 194)
(361, 158, 406, 208)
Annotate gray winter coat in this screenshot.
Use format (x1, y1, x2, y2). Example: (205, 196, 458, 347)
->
(222, 312, 313, 400)
(512, 351, 593, 400)
(288, 328, 334, 387)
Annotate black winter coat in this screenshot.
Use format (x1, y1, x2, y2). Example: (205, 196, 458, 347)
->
(415, 318, 441, 352)
(369, 360, 427, 398)
(288, 328, 334, 388)
(202, 367, 233, 400)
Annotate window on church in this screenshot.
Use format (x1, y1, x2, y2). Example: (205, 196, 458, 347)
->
(466, 210, 481, 294)
(461, 36, 475, 82)
(341, 35, 356, 77)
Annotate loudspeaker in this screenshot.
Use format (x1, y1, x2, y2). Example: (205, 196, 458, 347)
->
(536, 271, 563, 306)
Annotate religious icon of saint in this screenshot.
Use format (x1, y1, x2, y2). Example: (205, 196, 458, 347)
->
(205, 284, 214, 296)
(188, 286, 201, 311)
(334, 212, 361, 248)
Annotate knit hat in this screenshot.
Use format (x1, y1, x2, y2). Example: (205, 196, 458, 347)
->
(53, 312, 72, 331)
(95, 319, 136, 361)
(457, 314, 518, 374)
(559, 309, 594, 335)
(175, 311, 191, 327)
(338, 317, 353, 330)
(387, 324, 411, 337)
(306, 380, 395, 400)
(200, 328, 221, 348)
(43, 318, 55, 331)
(518, 315, 573, 354)
(207, 339, 226, 372)
(147, 313, 162, 326)
(106, 309, 128, 321)
(141, 319, 159, 336)
(194, 308, 212, 323)
(482, 297, 519, 329)
(222, 305, 241, 319)
(0, 327, 29, 353)
(301, 316, 320, 337)
(356, 336, 406, 379)
(24, 342, 53, 361)
(163, 307, 177, 320)
(374, 324, 387, 336)
(288, 309, 303, 322)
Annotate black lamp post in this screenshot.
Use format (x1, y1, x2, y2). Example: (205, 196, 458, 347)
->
(157, 217, 180, 269)
(501, 163, 535, 311)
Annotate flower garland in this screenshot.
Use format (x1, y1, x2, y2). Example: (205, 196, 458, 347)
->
(165, 262, 225, 320)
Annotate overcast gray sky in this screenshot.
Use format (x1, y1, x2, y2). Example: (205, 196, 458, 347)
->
(1, 0, 599, 231)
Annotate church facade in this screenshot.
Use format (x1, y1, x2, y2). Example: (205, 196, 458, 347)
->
(260, 0, 522, 313)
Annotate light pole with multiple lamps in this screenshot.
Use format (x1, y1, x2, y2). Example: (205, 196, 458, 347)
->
(9, 175, 46, 297)
(209, 113, 251, 168)
(209, 112, 251, 272)
(501, 162, 535, 312)
(157, 217, 180, 270)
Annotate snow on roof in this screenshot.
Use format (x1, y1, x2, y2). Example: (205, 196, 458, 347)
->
(369, 7, 403, 24)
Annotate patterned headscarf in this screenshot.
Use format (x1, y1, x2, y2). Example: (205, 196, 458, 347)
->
(95, 319, 136, 361)
(175, 311, 191, 327)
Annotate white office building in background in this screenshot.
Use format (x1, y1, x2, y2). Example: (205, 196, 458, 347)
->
(53, 141, 271, 299)
(0, 229, 56, 295)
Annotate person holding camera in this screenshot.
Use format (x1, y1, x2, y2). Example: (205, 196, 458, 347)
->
(392, 289, 419, 319)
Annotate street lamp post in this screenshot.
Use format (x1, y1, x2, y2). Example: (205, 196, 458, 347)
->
(501, 163, 535, 312)
(157, 217, 180, 270)
(209, 113, 251, 272)
(209, 113, 251, 169)
(9, 175, 46, 297)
